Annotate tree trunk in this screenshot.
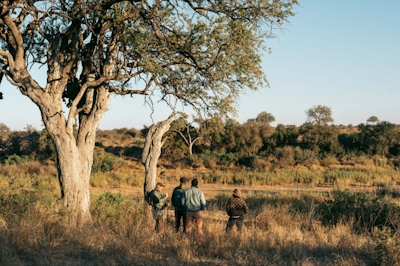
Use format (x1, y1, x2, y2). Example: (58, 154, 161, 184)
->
(189, 142, 194, 155)
(55, 134, 92, 226)
(38, 83, 108, 228)
(142, 113, 175, 196)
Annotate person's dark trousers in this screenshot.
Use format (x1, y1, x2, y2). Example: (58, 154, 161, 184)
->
(175, 209, 187, 232)
(226, 216, 244, 233)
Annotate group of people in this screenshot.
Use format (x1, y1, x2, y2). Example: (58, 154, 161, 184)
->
(149, 177, 248, 235)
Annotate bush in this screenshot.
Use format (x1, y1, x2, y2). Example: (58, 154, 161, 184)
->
(198, 151, 218, 168)
(251, 156, 271, 170)
(218, 153, 238, 166)
(197, 151, 238, 168)
(91, 191, 145, 225)
(374, 228, 400, 265)
(274, 146, 295, 168)
(0, 192, 33, 221)
(5, 154, 31, 165)
(319, 156, 340, 167)
(293, 147, 318, 167)
(92, 147, 125, 172)
(315, 190, 400, 233)
(236, 155, 255, 168)
(391, 156, 400, 169)
(187, 155, 204, 168)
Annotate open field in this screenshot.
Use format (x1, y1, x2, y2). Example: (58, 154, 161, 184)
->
(91, 181, 383, 200)
(1, 161, 400, 265)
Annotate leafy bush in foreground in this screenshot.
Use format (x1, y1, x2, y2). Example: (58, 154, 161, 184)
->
(316, 189, 400, 233)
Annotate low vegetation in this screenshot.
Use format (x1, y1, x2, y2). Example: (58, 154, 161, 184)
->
(1, 160, 400, 265)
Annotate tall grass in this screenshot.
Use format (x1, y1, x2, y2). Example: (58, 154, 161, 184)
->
(198, 169, 325, 186)
(1, 162, 400, 265)
(197, 167, 400, 188)
(0, 199, 382, 265)
(2, 171, 400, 265)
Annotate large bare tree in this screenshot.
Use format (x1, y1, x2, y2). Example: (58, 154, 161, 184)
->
(0, 0, 297, 227)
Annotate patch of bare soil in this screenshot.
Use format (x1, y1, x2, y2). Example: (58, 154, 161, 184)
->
(90, 182, 378, 200)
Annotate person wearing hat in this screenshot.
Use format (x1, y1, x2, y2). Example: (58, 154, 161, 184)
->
(225, 188, 248, 233)
(171, 177, 188, 232)
(151, 182, 169, 232)
(182, 178, 206, 236)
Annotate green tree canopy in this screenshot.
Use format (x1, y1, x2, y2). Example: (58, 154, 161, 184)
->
(255, 111, 276, 125)
(357, 121, 400, 156)
(367, 116, 380, 125)
(305, 105, 334, 126)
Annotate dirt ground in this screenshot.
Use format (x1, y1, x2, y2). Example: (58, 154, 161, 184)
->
(90, 181, 377, 200)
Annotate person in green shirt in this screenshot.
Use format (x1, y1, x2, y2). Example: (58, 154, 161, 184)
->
(151, 182, 169, 232)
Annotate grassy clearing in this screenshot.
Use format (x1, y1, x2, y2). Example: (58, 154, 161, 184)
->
(0, 192, 383, 266)
(0, 191, 399, 265)
(1, 162, 400, 265)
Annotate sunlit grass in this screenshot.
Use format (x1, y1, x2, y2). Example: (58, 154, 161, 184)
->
(0, 188, 387, 266)
(1, 161, 400, 265)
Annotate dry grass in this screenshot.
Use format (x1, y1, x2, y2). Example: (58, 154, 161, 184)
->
(1, 161, 400, 265)
(0, 197, 380, 266)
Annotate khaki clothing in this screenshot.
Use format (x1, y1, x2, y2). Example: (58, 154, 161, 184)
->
(150, 188, 168, 232)
(151, 189, 168, 211)
(186, 210, 203, 236)
(152, 209, 164, 220)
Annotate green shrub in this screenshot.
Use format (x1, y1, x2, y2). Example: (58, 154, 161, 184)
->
(391, 156, 400, 169)
(315, 190, 400, 233)
(236, 155, 254, 168)
(294, 147, 318, 167)
(218, 153, 238, 166)
(91, 191, 145, 225)
(92, 147, 125, 172)
(274, 146, 295, 168)
(187, 155, 204, 168)
(374, 227, 400, 265)
(250, 156, 271, 170)
(5, 154, 31, 165)
(197, 151, 238, 168)
(0, 192, 32, 221)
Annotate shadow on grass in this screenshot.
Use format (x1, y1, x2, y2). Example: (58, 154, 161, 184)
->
(0, 227, 376, 266)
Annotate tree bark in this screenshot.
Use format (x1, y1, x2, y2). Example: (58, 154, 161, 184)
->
(55, 134, 92, 226)
(142, 113, 175, 196)
(38, 83, 108, 227)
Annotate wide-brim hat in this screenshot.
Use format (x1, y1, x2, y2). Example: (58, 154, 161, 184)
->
(156, 182, 165, 187)
(233, 188, 242, 198)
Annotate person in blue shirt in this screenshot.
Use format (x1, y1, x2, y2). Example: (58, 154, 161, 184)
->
(182, 178, 206, 236)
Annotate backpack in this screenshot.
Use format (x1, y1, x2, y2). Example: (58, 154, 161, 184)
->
(172, 187, 184, 208)
(144, 189, 154, 205)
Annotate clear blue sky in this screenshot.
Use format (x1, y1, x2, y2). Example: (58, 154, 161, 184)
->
(1, 1, 399, 131)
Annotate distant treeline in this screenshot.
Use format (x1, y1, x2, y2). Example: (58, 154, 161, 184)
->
(1, 115, 400, 170)
(160, 117, 400, 169)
